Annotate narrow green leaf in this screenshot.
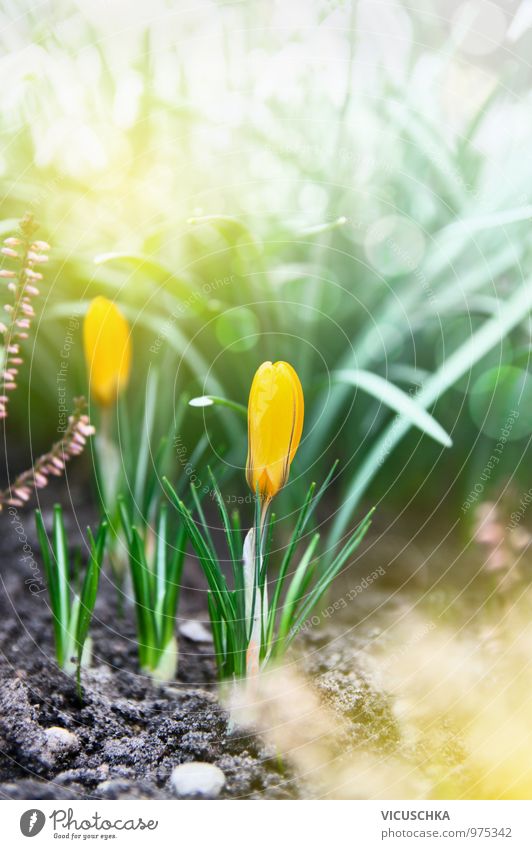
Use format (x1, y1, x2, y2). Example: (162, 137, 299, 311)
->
(277, 533, 320, 647)
(334, 369, 452, 447)
(53, 505, 71, 664)
(35, 510, 63, 665)
(288, 509, 374, 647)
(329, 278, 532, 548)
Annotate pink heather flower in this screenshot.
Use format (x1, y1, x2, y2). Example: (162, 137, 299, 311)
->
(78, 421, 96, 437)
(24, 268, 43, 281)
(27, 251, 48, 264)
(14, 488, 31, 502)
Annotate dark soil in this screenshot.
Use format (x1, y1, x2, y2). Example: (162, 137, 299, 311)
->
(0, 483, 404, 800)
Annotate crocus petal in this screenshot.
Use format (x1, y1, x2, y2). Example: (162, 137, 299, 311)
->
(83, 296, 132, 407)
(246, 360, 304, 500)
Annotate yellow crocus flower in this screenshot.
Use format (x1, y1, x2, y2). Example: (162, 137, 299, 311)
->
(83, 296, 131, 408)
(246, 360, 304, 501)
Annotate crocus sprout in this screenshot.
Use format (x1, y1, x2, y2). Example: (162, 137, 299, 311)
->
(244, 361, 304, 673)
(164, 363, 373, 682)
(35, 506, 107, 696)
(83, 296, 132, 581)
(83, 296, 131, 408)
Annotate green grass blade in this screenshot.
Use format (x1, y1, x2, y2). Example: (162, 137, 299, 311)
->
(162, 524, 186, 647)
(276, 532, 320, 648)
(329, 278, 532, 549)
(288, 509, 374, 647)
(76, 522, 108, 655)
(134, 367, 158, 509)
(163, 477, 234, 621)
(52, 505, 71, 665)
(35, 510, 63, 665)
(334, 369, 452, 447)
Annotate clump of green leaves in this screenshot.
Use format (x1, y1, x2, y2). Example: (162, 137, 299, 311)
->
(118, 498, 186, 681)
(35, 505, 107, 692)
(163, 465, 373, 680)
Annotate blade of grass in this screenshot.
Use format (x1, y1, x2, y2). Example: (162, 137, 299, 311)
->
(334, 369, 452, 447)
(328, 278, 532, 549)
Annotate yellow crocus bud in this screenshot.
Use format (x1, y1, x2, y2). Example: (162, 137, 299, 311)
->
(246, 361, 304, 501)
(83, 296, 131, 407)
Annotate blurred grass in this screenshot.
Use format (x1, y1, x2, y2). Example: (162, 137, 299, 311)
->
(1, 0, 531, 530)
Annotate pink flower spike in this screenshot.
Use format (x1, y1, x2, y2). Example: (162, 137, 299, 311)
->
(14, 488, 31, 501)
(24, 268, 43, 281)
(27, 251, 48, 264)
(78, 422, 96, 437)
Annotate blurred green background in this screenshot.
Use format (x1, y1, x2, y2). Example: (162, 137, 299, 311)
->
(1, 0, 531, 543)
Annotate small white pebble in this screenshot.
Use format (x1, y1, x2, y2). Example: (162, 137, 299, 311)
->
(170, 762, 226, 797)
(179, 619, 213, 644)
(44, 726, 79, 754)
